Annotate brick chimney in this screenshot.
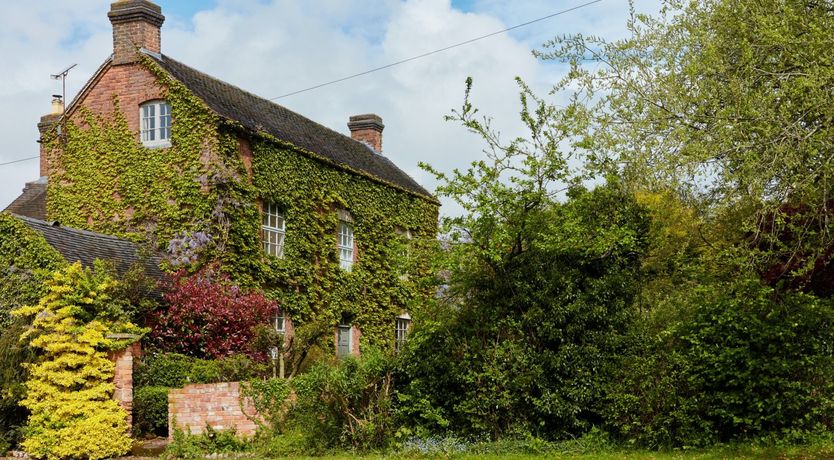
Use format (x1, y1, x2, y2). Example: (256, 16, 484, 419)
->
(37, 96, 63, 177)
(348, 114, 384, 153)
(108, 0, 165, 65)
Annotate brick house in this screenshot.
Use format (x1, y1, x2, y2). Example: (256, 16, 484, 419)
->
(6, 0, 438, 359)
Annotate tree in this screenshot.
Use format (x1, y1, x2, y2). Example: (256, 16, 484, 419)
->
(400, 80, 651, 439)
(540, 0, 834, 284)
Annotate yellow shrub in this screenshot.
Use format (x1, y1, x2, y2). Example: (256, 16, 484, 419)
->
(13, 263, 134, 460)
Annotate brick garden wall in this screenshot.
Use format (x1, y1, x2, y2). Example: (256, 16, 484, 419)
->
(110, 338, 142, 426)
(168, 382, 260, 438)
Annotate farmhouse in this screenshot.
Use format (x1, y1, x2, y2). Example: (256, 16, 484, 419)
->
(5, 0, 438, 356)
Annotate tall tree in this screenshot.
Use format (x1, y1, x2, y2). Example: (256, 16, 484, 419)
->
(541, 0, 834, 284)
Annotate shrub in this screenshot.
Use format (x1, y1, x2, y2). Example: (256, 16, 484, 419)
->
(12, 263, 142, 460)
(134, 386, 169, 438)
(135, 352, 267, 388)
(163, 426, 250, 460)
(605, 277, 834, 447)
(149, 266, 277, 360)
(289, 348, 396, 451)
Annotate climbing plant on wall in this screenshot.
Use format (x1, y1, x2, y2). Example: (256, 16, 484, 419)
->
(43, 55, 439, 354)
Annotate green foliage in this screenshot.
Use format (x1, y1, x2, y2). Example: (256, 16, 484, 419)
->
(0, 213, 67, 449)
(163, 426, 250, 460)
(542, 0, 834, 275)
(251, 136, 439, 352)
(12, 263, 144, 460)
(133, 386, 169, 438)
(135, 352, 266, 388)
(293, 349, 395, 451)
(398, 183, 650, 440)
(0, 213, 66, 327)
(605, 278, 834, 447)
(240, 378, 292, 432)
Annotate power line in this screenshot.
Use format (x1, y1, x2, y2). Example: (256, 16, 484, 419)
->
(0, 156, 38, 167)
(270, 0, 603, 99)
(0, 1, 602, 170)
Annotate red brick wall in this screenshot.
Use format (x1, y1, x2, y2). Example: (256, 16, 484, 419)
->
(110, 341, 142, 426)
(67, 62, 165, 142)
(168, 382, 260, 438)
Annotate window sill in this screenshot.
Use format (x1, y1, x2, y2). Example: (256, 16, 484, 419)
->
(142, 140, 172, 149)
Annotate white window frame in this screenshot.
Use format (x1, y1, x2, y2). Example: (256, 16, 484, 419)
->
(338, 220, 354, 271)
(337, 324, 352, 358)
(274, 311, 285, 334)
(395, 314, 411, 351)
(262, 203, 286, 258)
(140, 100, 172, 148)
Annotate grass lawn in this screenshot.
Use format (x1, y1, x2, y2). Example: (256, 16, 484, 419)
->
(253, 442, 834, 460)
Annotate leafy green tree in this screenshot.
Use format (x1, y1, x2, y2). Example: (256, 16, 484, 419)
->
(541, 0, 834, 282)
(399, 80, 651, 439)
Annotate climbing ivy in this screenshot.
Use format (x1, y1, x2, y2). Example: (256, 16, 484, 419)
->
(0, 213, 66, 327)
(43, 56, 438, 351)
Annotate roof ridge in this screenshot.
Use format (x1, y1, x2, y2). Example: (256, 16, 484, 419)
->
(150, 54, 436, 200)
(157, 53, 374, 153)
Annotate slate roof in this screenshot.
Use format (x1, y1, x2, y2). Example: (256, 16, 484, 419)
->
(13, 214, 165, 283)
(5, 177, 48, 221)
(149, 54, 435, 200)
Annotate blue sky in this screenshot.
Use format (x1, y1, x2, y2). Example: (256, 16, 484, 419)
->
(0, 0, 660, 211)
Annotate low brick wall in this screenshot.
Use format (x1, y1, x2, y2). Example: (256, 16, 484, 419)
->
(168, 382, 260, 438)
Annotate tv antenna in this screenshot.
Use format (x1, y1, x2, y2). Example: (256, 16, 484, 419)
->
(50, 64, 77, 114)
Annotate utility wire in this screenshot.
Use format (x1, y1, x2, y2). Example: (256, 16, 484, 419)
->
(0, 155, 38, 167)
(270, 0, 603, 99)
(0, 1, 602, 169)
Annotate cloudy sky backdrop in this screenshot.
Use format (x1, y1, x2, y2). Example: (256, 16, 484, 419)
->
(0, 0, 659, 213)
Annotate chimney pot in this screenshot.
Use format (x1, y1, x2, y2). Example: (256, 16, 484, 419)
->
(108, 0, 165, 65)
(348, 114, 384, 153)
(51, 96, 63, 115)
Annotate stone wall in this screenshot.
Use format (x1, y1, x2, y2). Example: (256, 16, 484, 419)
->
(168, 382, 260, 438)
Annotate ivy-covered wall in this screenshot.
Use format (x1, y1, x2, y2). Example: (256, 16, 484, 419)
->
(43, 56, 438, 350)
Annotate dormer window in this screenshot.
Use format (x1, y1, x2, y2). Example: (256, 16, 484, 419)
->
(140, 100, 172, 147)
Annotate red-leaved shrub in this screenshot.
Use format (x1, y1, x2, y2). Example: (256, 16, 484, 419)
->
(149, 267, 277, 360)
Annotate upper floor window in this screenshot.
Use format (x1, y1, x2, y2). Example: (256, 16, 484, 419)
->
(140, 100, 172, 147)
(262, 203, 286, 258)
(338, 220, 354, 271)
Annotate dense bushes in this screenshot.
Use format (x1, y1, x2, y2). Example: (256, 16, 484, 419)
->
(395, 183, 651, 440)
(148, 267, 277, 360)
(605, 278, 834, 447)
(135, 353, 266, 388)
(133, 387, 169, 438)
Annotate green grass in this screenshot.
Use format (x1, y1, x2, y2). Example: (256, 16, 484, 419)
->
(220, 442, 834, 460)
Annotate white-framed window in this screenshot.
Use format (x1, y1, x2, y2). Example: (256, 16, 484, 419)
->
(140, 100, 172, 147)
(338, 220, 354, 271)
(262, 203, 286, 258)
(337, 325, 352, 357)
(274, 311, 285, 334)
(395, 314, 411, 351)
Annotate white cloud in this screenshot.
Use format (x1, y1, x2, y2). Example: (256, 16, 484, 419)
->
(0, 0, 657, 216)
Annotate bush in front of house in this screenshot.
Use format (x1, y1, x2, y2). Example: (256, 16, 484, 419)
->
(133, 386, 170, 438)
(148, 266, 277, 360)
(13, 262, 145, 460)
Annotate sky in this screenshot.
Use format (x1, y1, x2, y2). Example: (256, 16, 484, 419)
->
(0, 0, 661, 214)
